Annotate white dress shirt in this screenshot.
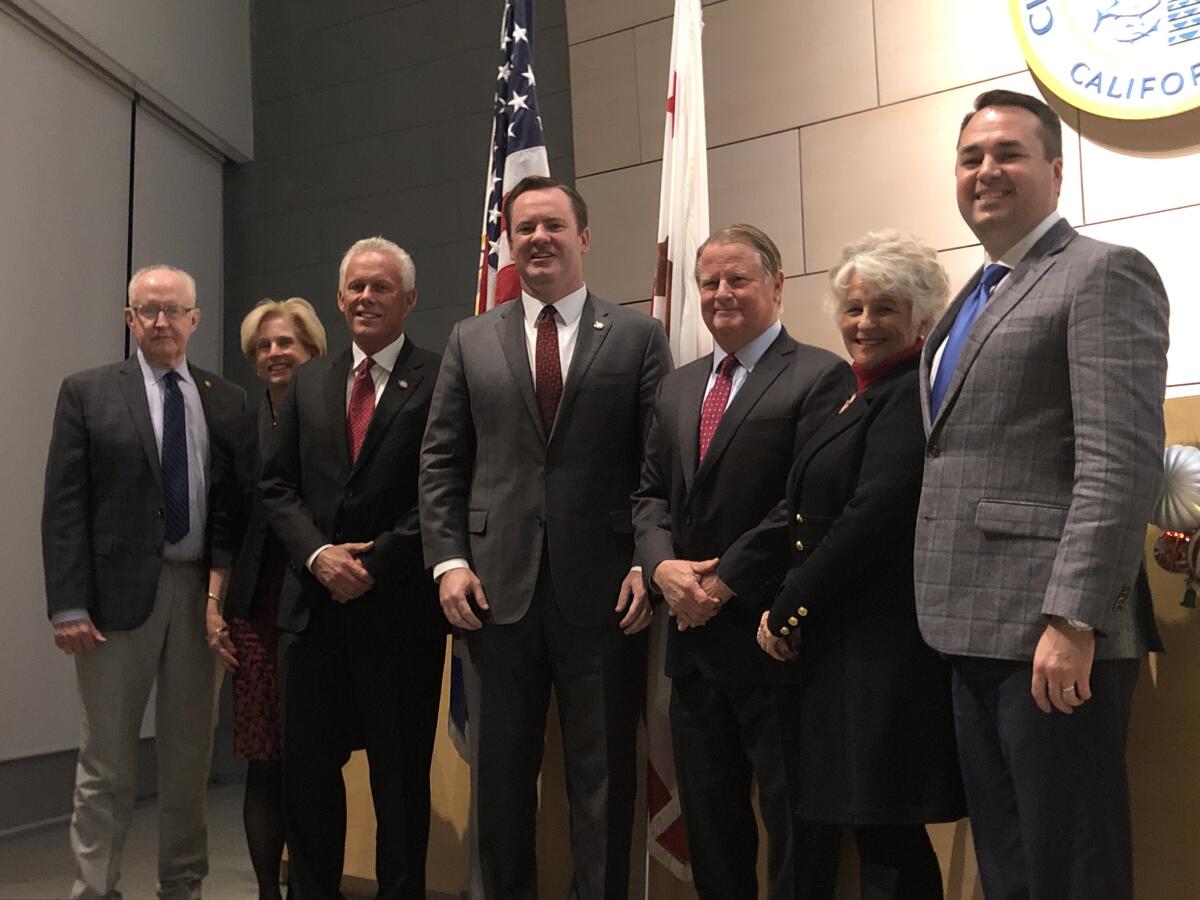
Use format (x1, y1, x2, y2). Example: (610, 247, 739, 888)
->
(521, 285, 588, 387)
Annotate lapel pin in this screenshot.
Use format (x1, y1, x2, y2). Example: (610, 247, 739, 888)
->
(593, 321, 605, 330)
(398, 379, 409, 389)
(203, 379, 212, 389)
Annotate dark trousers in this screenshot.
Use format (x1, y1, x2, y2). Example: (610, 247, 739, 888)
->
(949, 655, 1140, 900)
(670, 674, 840, 900)
(279, 594, 445, 900)
(465, 556, 646, 900)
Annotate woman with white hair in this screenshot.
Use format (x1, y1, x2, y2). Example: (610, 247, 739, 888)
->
(755, 231, 965, 898)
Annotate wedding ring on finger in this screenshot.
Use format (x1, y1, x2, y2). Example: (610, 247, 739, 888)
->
(1061, 685, 1077, 695)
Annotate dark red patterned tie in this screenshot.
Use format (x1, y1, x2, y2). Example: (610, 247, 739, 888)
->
(535, 305, 563, 434)
(347, 357, 375, 462)
(698, 354, 739, 461)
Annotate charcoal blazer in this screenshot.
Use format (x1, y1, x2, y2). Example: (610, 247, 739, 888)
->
(42, 354, 246, 630)
(633, 328, 852, 683)
(419, 292, 672, 625)
(211, 395, 278, 620)
(261, 340, 443, 633)
(915, 219, 1169, 660)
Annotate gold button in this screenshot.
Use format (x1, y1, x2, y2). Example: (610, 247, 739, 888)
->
(797, 606, 808, 617)
(787, 616, 798, 627)
(794, 513, 803, 523)
(780, 626, 790, 636)
(794, 540, 804, 551)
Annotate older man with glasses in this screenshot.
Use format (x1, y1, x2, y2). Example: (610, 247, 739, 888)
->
(42, 264, 245, 900)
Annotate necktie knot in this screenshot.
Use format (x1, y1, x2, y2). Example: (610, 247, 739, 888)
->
(717, 354, 739, 379)
(162, 370, 180, 388)
(356, 357, 374, 378)
(980, 263, 1010, 295)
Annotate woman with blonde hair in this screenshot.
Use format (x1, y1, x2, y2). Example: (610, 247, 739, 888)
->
(207, 298, 326, 900)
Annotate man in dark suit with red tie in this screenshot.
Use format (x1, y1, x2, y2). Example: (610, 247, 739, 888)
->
(633, 225, 851, 899)
(420, 176, 672, 899)
(261, 237, 445, 900)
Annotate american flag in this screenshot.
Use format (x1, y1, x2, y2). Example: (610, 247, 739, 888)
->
(476, 0, 550, 314)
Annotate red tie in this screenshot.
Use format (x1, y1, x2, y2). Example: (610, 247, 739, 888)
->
(347, 357, 375, 462)
(535, 306, 563, 434)
(698, 355, 739, 461)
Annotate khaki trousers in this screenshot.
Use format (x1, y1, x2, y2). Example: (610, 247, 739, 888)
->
(70, 560, 217, 900)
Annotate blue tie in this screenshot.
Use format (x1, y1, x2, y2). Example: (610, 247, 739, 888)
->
(161, 370, 190, 544)
(929, 263, 1010, 418)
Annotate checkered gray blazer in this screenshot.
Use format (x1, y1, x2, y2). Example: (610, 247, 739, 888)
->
(914, 218, 1169, 661)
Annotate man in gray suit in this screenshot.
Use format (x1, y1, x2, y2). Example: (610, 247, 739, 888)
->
(420, 175, 671, 899)
(42, 265, 244, 899)
(915, 89, 1169, 899)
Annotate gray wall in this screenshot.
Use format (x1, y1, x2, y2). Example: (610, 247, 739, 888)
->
(8, 0, 251, 159)
(223, 0, 576, 390)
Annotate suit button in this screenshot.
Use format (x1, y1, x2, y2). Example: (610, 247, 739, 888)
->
(794, 540, 804, 551)
(536, 515, 545, 527)
(345, 488, 354, 498)
(797, 606, 808, 617)
(334, 531, 343, 541)
(685, 514, 693, 526)
(154, 546, 163, 558)
(787, 616, 799, 627)
(157, 508, 164, 518)
(927, 444, 940, 458)
(780, 626, 790, 636)
(794, 513, 803, 523)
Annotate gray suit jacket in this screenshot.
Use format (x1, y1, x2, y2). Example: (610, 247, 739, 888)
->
(42, 355, 246, 630)
(419, 293, 672, 626)
(914, 219, 1169, 661)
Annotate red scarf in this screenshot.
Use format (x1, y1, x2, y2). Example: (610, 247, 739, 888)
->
(850, 339, 924, 396)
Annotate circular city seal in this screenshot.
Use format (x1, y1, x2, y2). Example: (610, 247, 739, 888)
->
(1010, 1, 1200, 119)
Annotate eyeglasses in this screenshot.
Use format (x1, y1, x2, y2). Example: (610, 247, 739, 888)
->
(130, 303, 195, 322)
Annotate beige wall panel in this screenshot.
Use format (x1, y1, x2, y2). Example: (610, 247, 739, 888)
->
(634, 17, 673, 163)
(571, 31, 644, 176)
(696, 0, 877, 148)
(708, 131, 805, 275)
(801, 72, 1083, 272)
(624, 299, 653, 314)
(1079, 109, 1200, 224)
(1079, 206, 1200, 390)
(565, 0, 674, 45)
(937, 244, 984, 300)
(577, 161, 663, 303)
(874, 0, 1024, 106)
(781, 272, 845, 359)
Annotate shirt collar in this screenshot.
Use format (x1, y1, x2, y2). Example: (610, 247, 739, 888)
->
(137, 348, 193, 386)
(520, 284, 588, 325)
(988, 211, 1062, 270)
(713, 319, 782, 373)
(352, 333, 406, 373)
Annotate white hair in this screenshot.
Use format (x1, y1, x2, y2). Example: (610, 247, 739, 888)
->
(127, 265, 197, 306)
(827, 230, 949, 330)
(337, 237, 416, 292)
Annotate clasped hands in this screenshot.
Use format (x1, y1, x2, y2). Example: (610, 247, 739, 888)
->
(313, 541, 375, 603)
(652, 558, 732, 631)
